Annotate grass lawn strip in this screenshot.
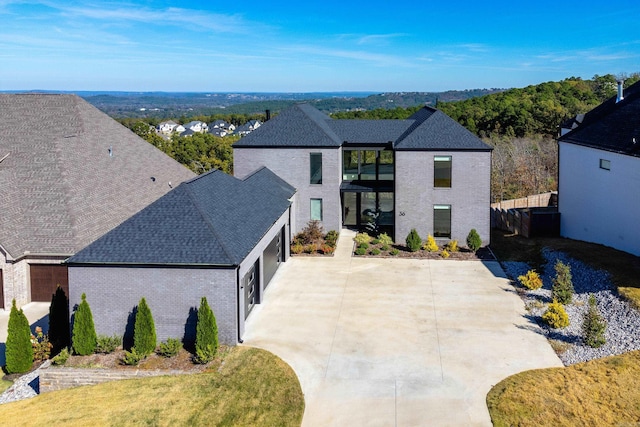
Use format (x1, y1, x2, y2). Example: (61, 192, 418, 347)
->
(487, 350, 640, 426)
(0, 347, 304, 426)
(0, 377, 11, 394)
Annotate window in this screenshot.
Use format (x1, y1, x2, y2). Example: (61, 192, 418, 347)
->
(433, 205, 451, 238)
(434, 156, 452, 187)
(310, 199, 323, 221)
(599, 159, 611, 171)
(310, 153, 322, 184)
(342, 149, 394, 181)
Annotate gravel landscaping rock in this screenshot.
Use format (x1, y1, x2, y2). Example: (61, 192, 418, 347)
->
(0, 361, 50, 405)
(503, 248, 640, 366)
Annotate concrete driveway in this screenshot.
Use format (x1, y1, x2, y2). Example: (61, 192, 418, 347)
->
(243, 230, 562, 426)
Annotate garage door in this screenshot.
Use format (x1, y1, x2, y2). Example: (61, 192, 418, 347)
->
(30, 264, 69, 302)
(243, 261, 258, 319)
(263, 227, 284, 289)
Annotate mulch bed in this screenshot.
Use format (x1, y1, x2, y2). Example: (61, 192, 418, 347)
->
(353, 244, 495, 260)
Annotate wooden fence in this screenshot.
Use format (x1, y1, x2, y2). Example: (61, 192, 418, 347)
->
(491, 192, 559, 237)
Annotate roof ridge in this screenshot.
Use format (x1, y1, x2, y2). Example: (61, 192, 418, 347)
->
(182, 172, 238, 265)
(296, 104, 343, 144)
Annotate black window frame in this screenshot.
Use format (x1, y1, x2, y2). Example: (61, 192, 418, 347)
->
(434, 155, 452, 188)
(310, 152, 323, 184)
(433, 204, 452, 238)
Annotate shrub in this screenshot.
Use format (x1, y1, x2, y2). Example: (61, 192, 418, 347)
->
(380, 244, 389, 251)
(51, 348, 70, 366)
(195, 297, 218, 364)
(48, 285, 70, 356)
(390, 249, 399, 256)
(133, 298, 157, 356)
(354, 232, 372, 246)
(466, 229, 482, 252)
(441, 249, 450, 259)
(552, 260, 574, 304)
(445, 240, 459, 252)
(291, 242, 304, 254)
(72, 293, 97, 356)
(325, 230, 339, 247)
(355, 247, 367, 256)
(96, 334, 121, 354)
(157, 338, 183, 358)
(299, 220, 324, 244)
(406, 229, 422, 252)
(583, 294, 606, 348)
(423, 234, 439, 252)
(319, 244, 335, 255)
(377, 233, 393, 246)
(31, 326, 52, 362)
(371, 238, 380, 245)
(542, 300, 570, 329)
(358, 242, 369, 250)
(6, 300, 34, 374)
(518, 270, 543, 290)
(122, 348, 145, 366)
(371, 248, 381, 255)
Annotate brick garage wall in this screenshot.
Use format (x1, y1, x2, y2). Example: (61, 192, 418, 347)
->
(395, 150, 491, 246)
(234, 147, 342, 234)
(68, 266, 238, 346)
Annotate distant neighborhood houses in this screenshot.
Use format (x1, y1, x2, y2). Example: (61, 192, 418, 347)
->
(156, 118, 260, 138)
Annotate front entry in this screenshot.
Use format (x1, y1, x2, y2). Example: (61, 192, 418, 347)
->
(342, 191, 394, 238)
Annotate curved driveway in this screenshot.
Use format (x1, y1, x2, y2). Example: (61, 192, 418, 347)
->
(243, 230, 562, 426)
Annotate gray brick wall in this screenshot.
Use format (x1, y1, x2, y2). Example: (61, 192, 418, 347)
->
(234, 147, 342, 234)
(68, 266, 238, 345)
(395, 151, 491, 246)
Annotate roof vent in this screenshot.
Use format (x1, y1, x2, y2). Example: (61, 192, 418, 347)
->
(616, 80, 624, 103)
(108, 146, 113, 157)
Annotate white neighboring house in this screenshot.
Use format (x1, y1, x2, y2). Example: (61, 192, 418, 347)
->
(236, 120, 262, 136)
(211, 119, 235, 132)
(183, 121, 208, 133)
(209, 128, 227, 137)
(558, 80, 640, 256)
(157, 120, 179, 134)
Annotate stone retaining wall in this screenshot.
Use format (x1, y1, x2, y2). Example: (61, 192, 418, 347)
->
(39, 365, 190, 393)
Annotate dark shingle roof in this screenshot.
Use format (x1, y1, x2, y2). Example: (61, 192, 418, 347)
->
(67, 168, 294, 266)
(0, 94, 195, 259)
(559, 80, 640, 157)
(233, 103, 490, 151)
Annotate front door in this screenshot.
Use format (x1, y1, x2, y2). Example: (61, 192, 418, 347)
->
(342, 192, 394, 238)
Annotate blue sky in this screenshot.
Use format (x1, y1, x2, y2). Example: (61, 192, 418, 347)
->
(1, 0, 639, 92)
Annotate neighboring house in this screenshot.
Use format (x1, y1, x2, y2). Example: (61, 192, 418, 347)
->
(0, 94, 195, 310)
(234, 103, 492, 245)
(157, 120, 179, 134)
(235, 119, 262, 136)
(183, 120, 208, 133)
(211, 119, 235, 132)
(180, 128, 197, 137)
(67, 168, 295, 345)
(175, 124, 186, 134)
(208, 128, 227, 137)
(558, 80, 640, 256)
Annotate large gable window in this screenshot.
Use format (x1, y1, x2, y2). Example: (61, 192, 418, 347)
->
(433, 205, 451, 238)
(434, 156, 452, 188)
(310, 153, 323, 184)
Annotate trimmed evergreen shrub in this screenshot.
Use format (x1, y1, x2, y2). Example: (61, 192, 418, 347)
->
(518, 270, 543, 290)
(542, 300, 570, 329)
(5, 300, 34, 374)
(441, 249, 450, 259)
(377, 233, 394, 246)
(583, 294, 606, 348)
(466, 229, 482, 252)
(51, 348, 70, 366)
(380, 244, 390, 251)
(157, 338, 183, 358)
(390, 249, 399, 256)
(48, 285, 70, 356)
(354, 232, 372, 246)
(371, 248, 381, 255)
(552, 260, 574, 304)
(423, 234, 438, 252)
(358, 242, 369, 250)
(96, 334, 122, 354)
(355, 247, 367, 256)
(134, 298, 157, 356)
(445, 240, 459, 252)
(72, 293, 97, 356)
(122, 348, 145, 366)
(325, 230, 339, 247)
(406, 229, 422, 252)
(194, 297, 218, 364)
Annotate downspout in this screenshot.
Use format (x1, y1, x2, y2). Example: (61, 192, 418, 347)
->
(236, 266, 243, 343)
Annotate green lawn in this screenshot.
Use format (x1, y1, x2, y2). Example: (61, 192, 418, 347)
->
(0, 347, 304, 427)
(488, 230, 640, 425)
(0, 376, 11, 393)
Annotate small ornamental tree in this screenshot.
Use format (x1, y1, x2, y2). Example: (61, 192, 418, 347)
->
(72, 293, 97, 355)
(134, 298, 157, 356)
(423, 234, 439, 252)
(405, 229, 422, 252)
(466, 229, 482, 252)
(552, 260, 574, 305)
(542, 300, 570, 329)
(5, 300, 34, 374)
(48, 285, 70, 355)
(195, 297, 218, 364)
(583, 294, 607, 348)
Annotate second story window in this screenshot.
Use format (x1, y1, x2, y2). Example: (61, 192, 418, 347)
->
(434, 156, 452, 188)
(310, 153, 322, 184)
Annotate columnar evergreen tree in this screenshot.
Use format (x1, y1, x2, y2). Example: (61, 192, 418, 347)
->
(5, 300, 34, 374)
(405, 229, 422, 252)
(583, 294, 606, 348)
(552, 260, 574, 305)
(466, 229, 482, 252)
(72, 293, 97, 355)
(48, 285, 70, 355)
(133, 298, 157, 356)
(195, 297, 218, 364)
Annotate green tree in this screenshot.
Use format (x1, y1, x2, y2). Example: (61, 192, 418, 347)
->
(133, 298, 157, 356)
(405, 229, 422, 252)
(552, 260, 574, 305)
(582, 294, 606, 348)
(5, 300, 34, 374)
(72, 293, 97, 355)
(195, 297, 218, 364)
(48, 285, 70, 355)
(466, 229, 482, 252)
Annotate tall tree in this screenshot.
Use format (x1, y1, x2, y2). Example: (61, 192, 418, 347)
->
(194, 297, 218, 364)
(5, 300, 34, 374)
(133, 298, 157, 356)
(72, 293, 97, 356)
(48, 285, 70, 356)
